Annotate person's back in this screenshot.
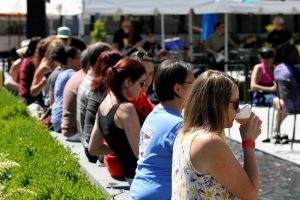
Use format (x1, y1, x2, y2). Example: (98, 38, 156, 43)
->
(62, 69, 86, 137)
(172, 130, 239, 200)
(274, 45, 300, 113)
(51, 69, 75, 132)
(130, 60, 194, 199)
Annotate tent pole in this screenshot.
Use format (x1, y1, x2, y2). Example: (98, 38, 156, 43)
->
(161, 14, 165, 50)
(224, 13, 229, 72)
(79, 0, 85, 38)
(188, 9, 193, 62)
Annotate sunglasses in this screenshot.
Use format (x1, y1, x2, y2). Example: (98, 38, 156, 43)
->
(230, 100, 239, 111)
(136, 51, 155, 62)
(139, 80, 146, 88)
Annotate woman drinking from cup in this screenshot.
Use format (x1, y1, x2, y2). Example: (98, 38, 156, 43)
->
(172, 70, 262, 200)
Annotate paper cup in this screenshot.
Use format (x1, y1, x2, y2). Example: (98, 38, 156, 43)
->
(235, 104, 251, 126)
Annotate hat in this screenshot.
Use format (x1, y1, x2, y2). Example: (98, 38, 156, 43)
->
(273, 16, 284, 24)
(16, 39, 30, 56)
(57, 26, 71, 39)
(260, 47, 274, 58)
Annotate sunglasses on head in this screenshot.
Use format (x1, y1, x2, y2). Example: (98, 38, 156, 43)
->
(136, 51, 154, 62)
(230, 100, 239, 111)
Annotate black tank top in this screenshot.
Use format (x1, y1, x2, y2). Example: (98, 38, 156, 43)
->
(97, 103, 137, 178)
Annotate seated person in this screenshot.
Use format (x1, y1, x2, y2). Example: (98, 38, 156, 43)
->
(142, 30, 161, 59)
(130, 60, 194, 200)
(250, 47, 277, 106)
(89, 58, 146, 183)
(205, 22, 237, 71)
(51, 46, 81, 134)
(62, 50, 88, 141)
(273, 45, 300, 140)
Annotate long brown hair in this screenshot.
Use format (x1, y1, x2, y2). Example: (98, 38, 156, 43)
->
(105, 58, 145, 102)
(91, 50, 124, 92)
(182, 70, 238, 134)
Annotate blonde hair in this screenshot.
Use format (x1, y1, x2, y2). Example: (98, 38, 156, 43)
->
(182, 70, 238, 135)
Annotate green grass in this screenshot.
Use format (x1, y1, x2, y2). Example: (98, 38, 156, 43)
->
(0, 88, 108, 199)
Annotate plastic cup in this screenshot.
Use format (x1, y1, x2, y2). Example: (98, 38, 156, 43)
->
(235, 104, 251, 126)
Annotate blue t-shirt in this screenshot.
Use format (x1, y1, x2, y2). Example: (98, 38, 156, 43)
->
(51, 69, 75, 131)
(130, 104, 182, 200)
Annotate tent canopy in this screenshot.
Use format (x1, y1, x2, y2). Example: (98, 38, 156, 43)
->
(1, 0, 300, 16)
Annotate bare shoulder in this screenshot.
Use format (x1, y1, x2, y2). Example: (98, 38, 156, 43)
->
(118, 102, 136, 112)
(192, 132, 230, 160)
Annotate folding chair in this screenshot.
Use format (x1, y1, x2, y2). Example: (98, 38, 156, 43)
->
(275, 80, 300, 150)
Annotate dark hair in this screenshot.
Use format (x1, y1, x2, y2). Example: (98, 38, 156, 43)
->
(24, 37, 41, 57)
(87, 42, 111, 67)
(183, 70, 238, 134)
(282, 45, 299, 64)
(215, 22, 224, 29)
(260, 47, 274, 58)
(154, 59, 193, 102)
(91, 50, 124, 92)
(65, 46, 79, 60)
(80, 49, 89, 70)
(106, 58, 146, 101)
(48, 44, 68, 65)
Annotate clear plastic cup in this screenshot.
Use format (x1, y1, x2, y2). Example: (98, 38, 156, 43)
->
(235, 104, 251, 126)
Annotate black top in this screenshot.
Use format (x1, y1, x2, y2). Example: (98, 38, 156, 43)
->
(113, 29, 142, 55)
(97, 103, 137, 178)
(266, 28, 292, 64)
(82, 90, 106, 147)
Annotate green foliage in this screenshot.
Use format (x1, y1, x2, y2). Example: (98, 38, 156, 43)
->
(90, 19, 107, 43)
(0, 88, 108, 199)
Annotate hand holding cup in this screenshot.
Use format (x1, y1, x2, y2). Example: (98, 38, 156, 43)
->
(235, 104, 251, 126)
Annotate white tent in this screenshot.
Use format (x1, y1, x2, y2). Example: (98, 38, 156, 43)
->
(0, 0, 82, 16)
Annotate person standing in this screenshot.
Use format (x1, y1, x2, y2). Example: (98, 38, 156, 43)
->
(265, 16, 293, 64)
(112, 18, 142, 56)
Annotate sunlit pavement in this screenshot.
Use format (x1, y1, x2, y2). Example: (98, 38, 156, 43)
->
(226, 105, 300, 199)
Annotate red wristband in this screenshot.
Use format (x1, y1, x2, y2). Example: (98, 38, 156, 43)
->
(242, 140, 255, 148)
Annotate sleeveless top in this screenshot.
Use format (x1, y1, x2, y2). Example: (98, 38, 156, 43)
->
(172, 131, 239, 200)
(259, 63, 274, 86)
(97, 102, 137, 178)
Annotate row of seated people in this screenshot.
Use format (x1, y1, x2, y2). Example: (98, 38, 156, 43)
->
(3, 28, 300, 199)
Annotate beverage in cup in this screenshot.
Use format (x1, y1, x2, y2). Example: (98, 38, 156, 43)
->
(235, 104, 251, 126)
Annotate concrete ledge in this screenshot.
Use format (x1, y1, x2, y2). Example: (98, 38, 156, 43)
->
(50, 131, 130, 200)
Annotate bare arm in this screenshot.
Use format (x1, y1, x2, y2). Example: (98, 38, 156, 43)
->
(116, 102, 140, 158)
(10, 58, 22, 82)
(191, 114, 261, 200)
(88, 113, 114, 156)
(250, 64, 276, 93)
(30, 66, 47, 96)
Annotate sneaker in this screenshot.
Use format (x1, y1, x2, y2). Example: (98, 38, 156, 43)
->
(262, 138, 271, 143)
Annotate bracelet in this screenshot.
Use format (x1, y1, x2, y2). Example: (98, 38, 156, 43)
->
(242, 140, 255, 148)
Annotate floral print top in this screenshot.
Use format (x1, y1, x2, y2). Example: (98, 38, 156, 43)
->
(172, 131, 239, 200)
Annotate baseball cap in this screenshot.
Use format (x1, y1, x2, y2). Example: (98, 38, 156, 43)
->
(273, 16, 284, 24)
(57, 26, 71, 39)
(16, 39, 30, 56)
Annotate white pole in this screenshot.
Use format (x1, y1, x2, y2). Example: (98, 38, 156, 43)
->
(188, 10, 193, 62)
(79, 0, 85, 38)
(161, 14, 165, 50)
(224, 13, 229, 72)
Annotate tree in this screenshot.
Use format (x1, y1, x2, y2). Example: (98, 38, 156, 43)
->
(90, 19, 107, 43)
